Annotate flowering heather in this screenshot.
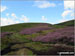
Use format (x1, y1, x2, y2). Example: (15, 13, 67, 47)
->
(0, 32, 13, 38)
(32, 27, 74, 43)
(20, 27, 54, 35)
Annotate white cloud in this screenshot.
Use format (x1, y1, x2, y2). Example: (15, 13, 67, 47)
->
(64, 1, 74, 10)
(0, 6, 7, 12)
(61, 0, 74, 22)
(16, 21, 20, 23)
(1, 13, 20, 26)
(62, 10, 72, 18)
(20, 15, 29, 22)
(33, 1, 56, 8)
(41, 16, 47, 21)
(1, 13, 30, 26)
(0, 17, 20, 26)
(11, 13, 17, 19)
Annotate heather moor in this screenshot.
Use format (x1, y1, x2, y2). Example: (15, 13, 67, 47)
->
(1, 20, 74, 55)
(0, 0, 74, 55)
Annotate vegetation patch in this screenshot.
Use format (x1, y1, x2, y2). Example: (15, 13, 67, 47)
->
(25, 42, 52, 51)
(6, 48, 34, 55)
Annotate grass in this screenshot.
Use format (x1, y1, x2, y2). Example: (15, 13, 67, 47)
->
(23, 29, 55, 40)
(53, 20, 74, 28)
(6, 48, 34, 55)
(11, 44, 26, 49)
(24, 33, 40, 39)
(1, 36, 13, 50)
(55, 20, 74, 26)
(1, 33, 32, 50)
(53, 25, 65, 28)
(25, 42, 51, 51)
(11, 33, 32, 43)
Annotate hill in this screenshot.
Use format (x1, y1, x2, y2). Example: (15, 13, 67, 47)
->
(1, 20, 74, 55)
(55, 20, 74, 26)
(1, 23, 52, 32)
(53, 20, 74, 28)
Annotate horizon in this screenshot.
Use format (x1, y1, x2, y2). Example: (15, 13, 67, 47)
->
(1, 0, 74, 26)
(1, 19, 74, 27)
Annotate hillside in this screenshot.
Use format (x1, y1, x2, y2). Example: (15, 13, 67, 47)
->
(0, 20, 74, 55)
(55, 20, 74, 26)
(53, 20, 74, 28)
(1, 23, 52, 32)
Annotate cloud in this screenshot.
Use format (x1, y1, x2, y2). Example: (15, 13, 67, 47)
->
(0, 6, 7, 12)
(64, 1, 74, 10)
(11, 13, 17, 19)
(41, 16, 47, 21)
(33, 1, 56, 8)
(62, 10, 72, 18)
(1, 17, 20, 26)
(1, 13, 20, 26)
(1, 12, 30, 26)
(61, 0, 74, 22)
(20, 15, 29, 22)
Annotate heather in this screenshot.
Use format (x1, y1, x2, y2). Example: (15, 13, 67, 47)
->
(20, 27, 54, 35)
(1, 20, 74, 55)
(32, 27, 74, 44)
(0, 32, 13, 38)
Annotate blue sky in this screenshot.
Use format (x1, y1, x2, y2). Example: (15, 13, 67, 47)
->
(1, 0, 74, 26)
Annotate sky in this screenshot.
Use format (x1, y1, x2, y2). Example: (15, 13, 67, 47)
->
(0, 0, 74, 26)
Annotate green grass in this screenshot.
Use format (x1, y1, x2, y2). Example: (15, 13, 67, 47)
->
(1, 33, 32, 50)
(38, 29, 55, 35)
(6, 48, 34, 55)
(25, 42, 52, 51)
(52, 20, 74, 28)
(23, 29, 55, 39)
(24, 33, 40, 39)
(54, 20, 74, 28)
(1, 36, 13, 50)
(53, 25, 65, 28)
(11, 33, 32, 43)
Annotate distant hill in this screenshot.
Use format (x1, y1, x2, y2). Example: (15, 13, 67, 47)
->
(53, 20, 74, 28)
(1, 20, 74, 32)
(54, 20, 74, 26)
(1, 23, 52, 32)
